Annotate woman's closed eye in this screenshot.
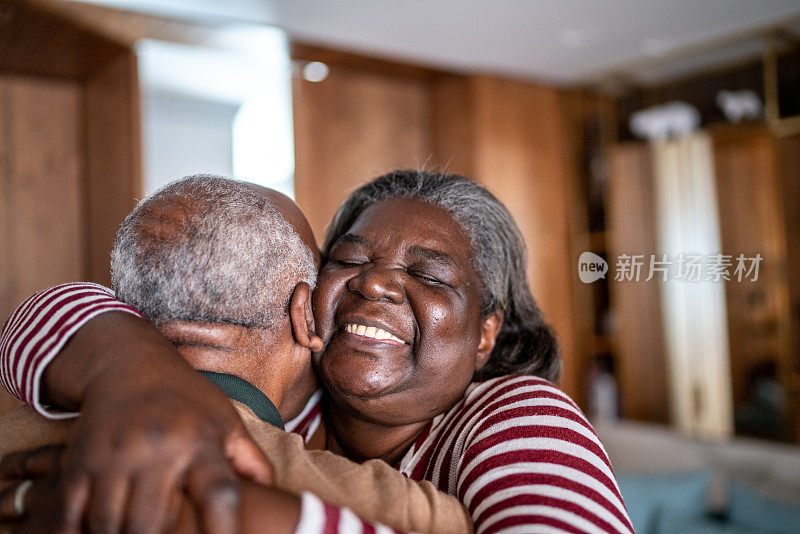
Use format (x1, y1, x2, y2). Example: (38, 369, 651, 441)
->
(409, 270, 449, 287)
(334, 258, 367, 267)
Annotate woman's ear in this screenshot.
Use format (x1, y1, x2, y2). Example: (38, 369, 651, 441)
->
(475, 310, 503, 370)
(288, 282, 324, 352)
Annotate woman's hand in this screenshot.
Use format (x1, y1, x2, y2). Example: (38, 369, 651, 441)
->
(31, 312, 272, 534)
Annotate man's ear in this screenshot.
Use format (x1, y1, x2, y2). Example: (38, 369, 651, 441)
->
(475, 310, 503, 371)
(289, 282, 324, 352)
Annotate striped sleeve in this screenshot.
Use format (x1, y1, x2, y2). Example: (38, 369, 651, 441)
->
(455, 376, 634, 534)
(295, 492, 406, 534)
(0, 282, 143, 419)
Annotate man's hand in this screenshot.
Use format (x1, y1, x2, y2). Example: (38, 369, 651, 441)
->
(60, 385, 271, 534)
(30, 312, 273, 534)
(1, 447, 295, 534)
(0, 446, 70, 532)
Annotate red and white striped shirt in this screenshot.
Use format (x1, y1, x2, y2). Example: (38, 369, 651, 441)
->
(398, 375, 633, 533)
(291, 378, 634, 534)
(0, 283, 142, 418)
(2, 283, 633, 533)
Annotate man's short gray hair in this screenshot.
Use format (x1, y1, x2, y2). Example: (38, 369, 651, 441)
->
(111, 174, 317, 328)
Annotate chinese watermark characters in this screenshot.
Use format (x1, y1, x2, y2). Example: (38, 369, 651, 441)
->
(578, 252, 762, 283)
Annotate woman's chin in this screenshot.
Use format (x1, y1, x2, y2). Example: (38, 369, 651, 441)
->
(323, 359, 402, 399)
(317, 340, 410, 399)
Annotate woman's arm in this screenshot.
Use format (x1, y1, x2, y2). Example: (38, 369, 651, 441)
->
(0, 283, 271, 534)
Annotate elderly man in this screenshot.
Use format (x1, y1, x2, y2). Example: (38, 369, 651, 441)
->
(0, 175, 470, 533)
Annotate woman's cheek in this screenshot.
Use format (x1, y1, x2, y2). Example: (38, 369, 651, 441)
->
(312, 272, 345, 339)
(423, 298, 472, 343)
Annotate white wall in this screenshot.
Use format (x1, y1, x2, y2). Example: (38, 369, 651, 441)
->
(143, 93, 239, 193)
(137, 30, 295, 196)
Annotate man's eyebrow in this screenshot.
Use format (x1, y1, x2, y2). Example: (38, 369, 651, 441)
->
(407, 245, 457, 267)
(335, 233, 370, 247)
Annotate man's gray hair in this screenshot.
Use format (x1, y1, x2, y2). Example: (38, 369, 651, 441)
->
(111, 174, 317, 328)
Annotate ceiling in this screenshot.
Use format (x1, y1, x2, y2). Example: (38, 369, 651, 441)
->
(70, 0, 800, 85)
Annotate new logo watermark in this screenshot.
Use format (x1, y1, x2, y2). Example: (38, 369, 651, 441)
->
(578, 252, 762, 283)
(578, 252, 609, 283)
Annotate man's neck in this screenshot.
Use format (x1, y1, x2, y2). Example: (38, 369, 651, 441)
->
(198, 370, 284, 429)
(158, 321, 292, 411)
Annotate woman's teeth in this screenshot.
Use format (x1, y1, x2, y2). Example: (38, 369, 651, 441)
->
(344, 323, 405, 344)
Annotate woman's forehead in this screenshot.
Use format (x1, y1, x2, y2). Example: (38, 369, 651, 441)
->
(346, 197, 471, 254)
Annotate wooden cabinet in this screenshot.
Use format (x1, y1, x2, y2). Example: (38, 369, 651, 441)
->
(607, 142, 669, 423)
(606, 126, 798, 441)
(713, 127, 795, 441)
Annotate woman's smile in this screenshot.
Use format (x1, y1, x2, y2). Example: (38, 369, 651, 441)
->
(343, 323, 406, 345)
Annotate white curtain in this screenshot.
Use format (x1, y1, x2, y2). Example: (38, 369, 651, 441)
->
(652, 133, 734, 440)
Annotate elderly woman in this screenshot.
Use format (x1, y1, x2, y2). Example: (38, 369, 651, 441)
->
(0, 170, 632, 533)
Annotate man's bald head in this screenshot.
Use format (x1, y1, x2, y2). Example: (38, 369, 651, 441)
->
(249, 185, 320, 268)
(110, 174, 317, 330)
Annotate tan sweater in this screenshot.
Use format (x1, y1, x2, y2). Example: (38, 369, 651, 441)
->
(0, 403, 472, 534)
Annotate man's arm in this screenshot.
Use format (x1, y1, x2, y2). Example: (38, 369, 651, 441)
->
(0, 283, 272, 534)
(1, 448, 407, 534)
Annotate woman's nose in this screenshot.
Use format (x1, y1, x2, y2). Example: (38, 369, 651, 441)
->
(348, 266, 405, 303)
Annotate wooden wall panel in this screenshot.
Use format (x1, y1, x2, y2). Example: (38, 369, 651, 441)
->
(84, 51, 143, 285)
(293, 66, 433, 243)
(0, 0, 127, 81)
(0, 75, 85, 319)
(776, 136, 800, 364)
(0, 75, 85, 414)
(0, 78, 17, 415)
(466, 77, 583, 400)
(0, 4, 141, 416)
(607, 142, 669, 422)
(430, 75, 475, 176)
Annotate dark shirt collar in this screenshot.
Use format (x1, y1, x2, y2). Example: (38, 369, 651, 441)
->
(197, 370, 284, 430)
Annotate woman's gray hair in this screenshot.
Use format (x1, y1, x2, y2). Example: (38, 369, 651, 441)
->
(111, 174, 317, 329)
(323, 169, 560, 381)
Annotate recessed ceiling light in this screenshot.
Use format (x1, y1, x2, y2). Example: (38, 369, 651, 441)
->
(303, 61, 329, 82)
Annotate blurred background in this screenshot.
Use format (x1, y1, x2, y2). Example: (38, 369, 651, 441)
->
(1, 1, 799, 530)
